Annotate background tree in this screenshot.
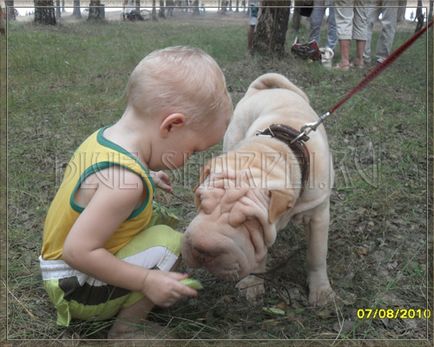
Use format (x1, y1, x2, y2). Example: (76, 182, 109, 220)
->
(397, 0, 407, 22)
(193, 0, 200, 15)
(429, 0, 433, 22)
(72, 0, 81, 17)
(253, 0, 291, 56)
(220, 0, 227, 14)
(292, 0, 302, 32)
(0, 5, 5, 33)
(135, 0, 140, 12)
(34, 0, 56, 25)
(159, 0, 166, 18)
(166, 0, 175, 16)
(415, 0, 424, 32)
(235, 0, 239, 12)
(5, 0, 16, 21)
(152, 0, 157, 20)
(88, 0, 105, 20)
(55, 0, 61, 18)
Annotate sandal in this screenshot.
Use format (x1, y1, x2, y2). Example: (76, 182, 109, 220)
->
(334, 63, 352, 71)
(353, 58, 365, 69)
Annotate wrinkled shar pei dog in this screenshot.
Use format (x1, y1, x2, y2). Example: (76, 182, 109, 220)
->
(182, 73, 335, 306)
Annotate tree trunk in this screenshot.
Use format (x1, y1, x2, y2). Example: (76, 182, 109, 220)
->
(5, 0, 16, 21)
(429, 0, 433, 22)
(221, 0, 227, 14)
(292, 0, 301, 32)
(152, 0, 157, 20)
(397, 0, 406, 22)
(166, 0, 174, 16)
(72, 0, 81, 17)
(88, 0, 105, 20)
(0, 5, 5, 33)
(62, 0, 65, 12)
(236, 0, 239, 12)
(253, 0, 291, 57)
(415, 0, 424, 32)
(34, 0, 57, 25)
(55, 0, 61, 18)
(229, 0, 232, 11)
(135, 0, 140, 12)
(192, 0, 199, 15)
(159, 0, 166, 18)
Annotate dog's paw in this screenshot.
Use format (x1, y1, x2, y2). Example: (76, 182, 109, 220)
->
(236, 275, 265, 304)
(308, 284, 335, 306)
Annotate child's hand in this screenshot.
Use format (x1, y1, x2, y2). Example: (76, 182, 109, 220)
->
(150, 170, 173, 192)
(142, 270, 197, 307)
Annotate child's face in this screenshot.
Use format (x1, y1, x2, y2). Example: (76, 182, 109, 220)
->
(154, 113, 230, 170)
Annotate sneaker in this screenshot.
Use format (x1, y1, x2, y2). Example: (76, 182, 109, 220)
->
(320, 47, 334, 68)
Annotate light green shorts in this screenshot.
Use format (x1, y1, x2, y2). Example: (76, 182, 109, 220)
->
(40, 205, 182, 326)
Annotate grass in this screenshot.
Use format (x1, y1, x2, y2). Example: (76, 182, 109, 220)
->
(3, 11, 432, 344)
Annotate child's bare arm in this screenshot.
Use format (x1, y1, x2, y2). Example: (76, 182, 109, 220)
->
(63, 167, 196, 306)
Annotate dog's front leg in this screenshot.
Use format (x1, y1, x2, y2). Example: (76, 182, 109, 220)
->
(305, 200, 334, 306)
(236, 256, 266, 304)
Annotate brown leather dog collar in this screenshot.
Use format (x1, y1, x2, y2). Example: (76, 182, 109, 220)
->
(256, 124, 310, 193)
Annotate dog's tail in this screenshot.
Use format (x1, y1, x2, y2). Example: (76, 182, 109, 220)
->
(245, 73, 309, 102)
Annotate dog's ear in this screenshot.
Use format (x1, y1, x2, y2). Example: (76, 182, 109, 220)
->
(268, 190, 295, 224)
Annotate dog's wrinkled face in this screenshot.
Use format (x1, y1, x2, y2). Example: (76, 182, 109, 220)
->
(182, 167, 294, 280)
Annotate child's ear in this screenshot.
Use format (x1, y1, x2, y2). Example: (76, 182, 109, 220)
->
(160, 113, 186, 137)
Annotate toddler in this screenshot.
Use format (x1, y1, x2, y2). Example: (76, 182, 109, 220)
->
(39, 46, 233, 338)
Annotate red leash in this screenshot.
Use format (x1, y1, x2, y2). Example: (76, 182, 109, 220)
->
(292, 21, 433, 143)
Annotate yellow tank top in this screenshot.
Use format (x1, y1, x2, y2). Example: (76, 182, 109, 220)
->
(41, 127, 155, 260)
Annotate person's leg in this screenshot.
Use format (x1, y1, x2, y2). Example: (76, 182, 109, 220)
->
(355, 39, 366, 66)
(338, 39, 351, 68)
(353, 0, 369, 66)
(108, 297, 155, 338)
(108, 225, 183, 338)
(326, 1, 337, 50)
(376, 3, 398, 63)
(309, 2, 325, 43)
(335, 1, 354, 69)
(363, 4, 380, 63)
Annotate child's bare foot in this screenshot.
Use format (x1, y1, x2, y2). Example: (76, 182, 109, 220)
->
(107, 320, 173, 339)
(107, 298, 163, 340)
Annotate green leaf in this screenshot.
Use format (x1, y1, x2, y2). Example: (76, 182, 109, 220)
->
(180, 278, 204, 290)
(262, 307, 286, 316)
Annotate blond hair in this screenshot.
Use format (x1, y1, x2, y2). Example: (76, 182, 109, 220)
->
(126, 46, 233, 127)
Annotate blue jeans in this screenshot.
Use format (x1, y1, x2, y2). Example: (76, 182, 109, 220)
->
(309, 0, 337, 50)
